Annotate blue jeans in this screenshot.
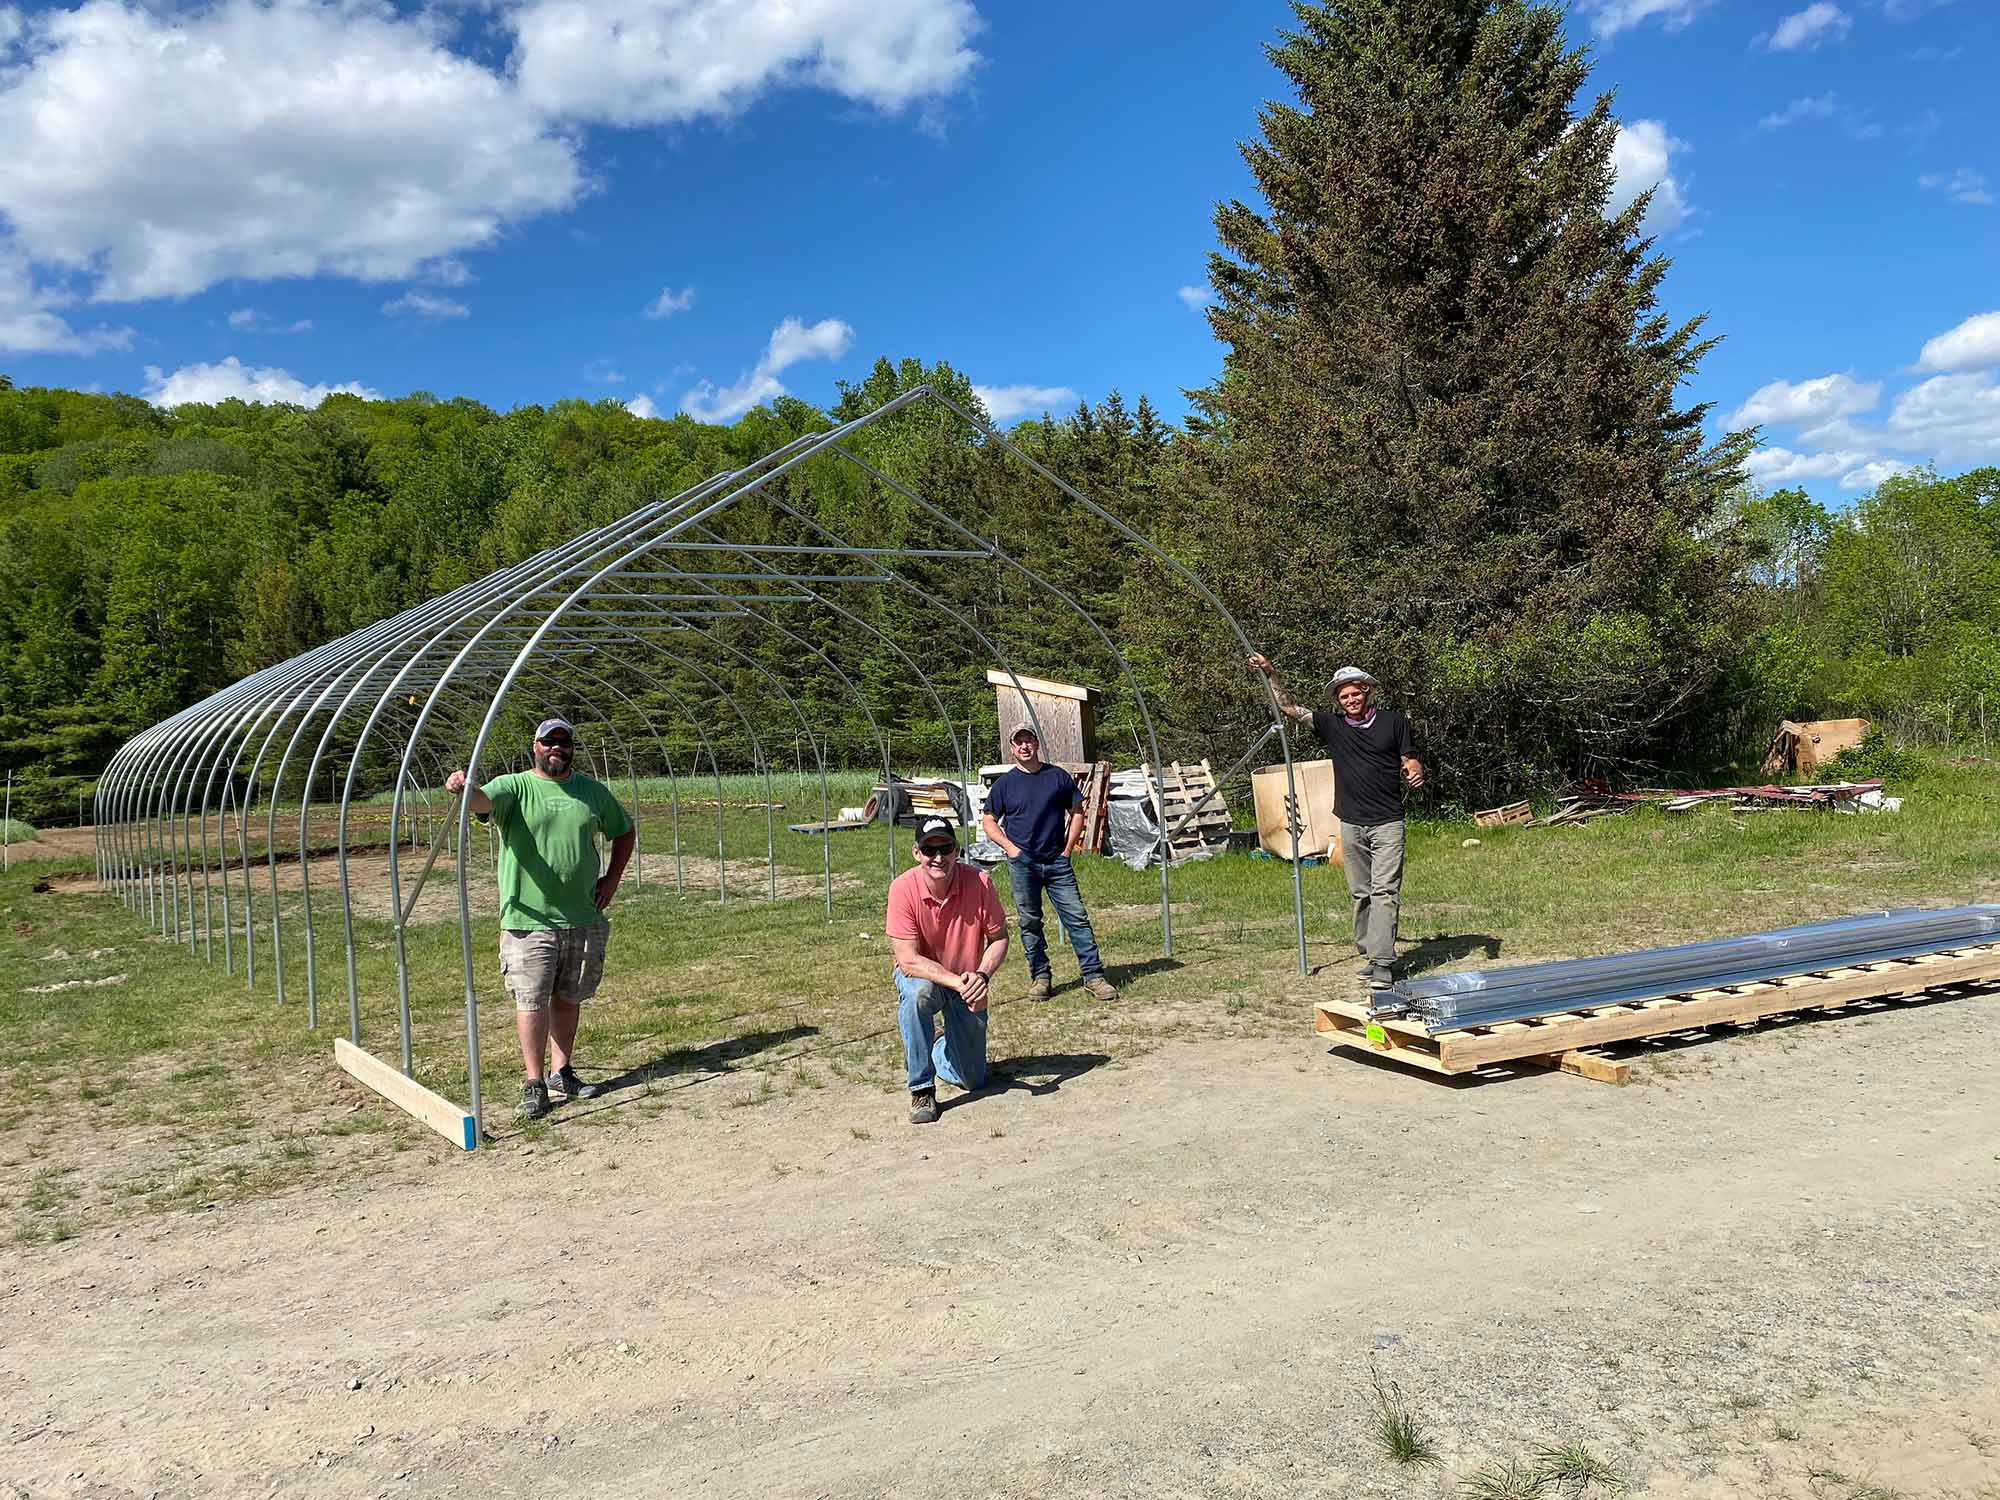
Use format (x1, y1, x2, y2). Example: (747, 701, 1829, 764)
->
(1006, 854, 1104, 981)
(896, 968, 988, 1093)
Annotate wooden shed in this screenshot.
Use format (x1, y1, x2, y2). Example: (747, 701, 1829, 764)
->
(987, 670, 1101, 766)
(1761, 718, 1869, 776)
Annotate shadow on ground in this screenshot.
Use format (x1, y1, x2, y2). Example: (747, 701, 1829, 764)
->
(945, 1051, 1113, 1110)
(1400, 932, 1503, 976)
(597, 1024, 821, 1093)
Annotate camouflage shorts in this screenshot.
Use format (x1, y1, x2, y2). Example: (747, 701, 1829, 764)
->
(498, 922, 610, 1013)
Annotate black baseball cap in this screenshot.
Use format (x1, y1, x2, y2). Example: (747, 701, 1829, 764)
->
(915, 817, 959, 849)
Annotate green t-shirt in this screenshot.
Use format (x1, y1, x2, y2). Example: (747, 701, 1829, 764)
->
(481, 771, 634, 930)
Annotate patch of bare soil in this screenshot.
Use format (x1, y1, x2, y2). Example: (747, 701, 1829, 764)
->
(5, 985, 1997, 1499)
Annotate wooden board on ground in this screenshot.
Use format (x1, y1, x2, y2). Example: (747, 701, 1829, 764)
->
(335, 1037, 479, 1150)
(1313, 943, 2000, 1085)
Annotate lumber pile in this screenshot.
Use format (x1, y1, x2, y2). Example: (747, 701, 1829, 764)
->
(1534, 778, 1890, 826)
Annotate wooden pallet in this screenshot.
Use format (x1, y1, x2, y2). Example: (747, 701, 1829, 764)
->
(1314, 943, 2000, 1086)
(1144, 759, 1232, 854)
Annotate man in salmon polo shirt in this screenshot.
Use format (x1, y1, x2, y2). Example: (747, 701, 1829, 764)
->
(886, 817, 1011, 1125)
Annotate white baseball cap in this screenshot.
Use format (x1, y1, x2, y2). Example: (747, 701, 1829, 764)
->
(1329, 667, 1376, 690)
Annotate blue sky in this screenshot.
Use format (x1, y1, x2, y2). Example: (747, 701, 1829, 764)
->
(0, 0, 1994, 500)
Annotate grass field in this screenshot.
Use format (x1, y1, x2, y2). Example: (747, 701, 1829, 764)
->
(4, 754, 1995, 1247)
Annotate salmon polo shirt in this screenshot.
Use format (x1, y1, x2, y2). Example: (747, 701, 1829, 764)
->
(885, 862, 1007, 975)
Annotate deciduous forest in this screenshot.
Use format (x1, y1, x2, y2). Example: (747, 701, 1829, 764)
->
(2, 1, 1995, 827)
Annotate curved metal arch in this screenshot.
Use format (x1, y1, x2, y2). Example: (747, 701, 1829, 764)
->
(97, 382, 1304, 1149)
(926, 390, 1311, 973)
(830, 441, 1183, 953)
(678, 527, 975, 792)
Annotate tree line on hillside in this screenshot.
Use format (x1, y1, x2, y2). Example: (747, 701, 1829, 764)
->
(2, 1, 1994, 828)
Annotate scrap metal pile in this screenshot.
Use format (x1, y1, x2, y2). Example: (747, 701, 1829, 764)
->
(1375, 905, 2000, 1032)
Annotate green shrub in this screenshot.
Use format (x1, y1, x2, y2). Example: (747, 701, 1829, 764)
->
(1823, 727, 1927, 784)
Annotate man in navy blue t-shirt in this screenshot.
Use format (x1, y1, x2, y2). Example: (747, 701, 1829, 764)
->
(980, 725, 1118, 1003)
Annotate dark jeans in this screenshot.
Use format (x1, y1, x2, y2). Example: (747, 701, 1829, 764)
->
(1006, 854, 1104, 980)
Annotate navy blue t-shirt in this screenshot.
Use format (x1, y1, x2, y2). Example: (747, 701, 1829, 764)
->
(984, 764, 1082, 861)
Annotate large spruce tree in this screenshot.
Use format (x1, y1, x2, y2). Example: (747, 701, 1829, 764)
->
(1159, 0, 1754, 797)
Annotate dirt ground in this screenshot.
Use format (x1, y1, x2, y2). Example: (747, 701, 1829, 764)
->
(6, 976, 1996, 1499)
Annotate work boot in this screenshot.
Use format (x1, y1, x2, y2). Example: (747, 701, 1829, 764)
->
(518, 1079, 551, 1121)
(1027, 974, 1053, 1003)
(1080, 974, 1118, 1001)
(909, 1088, 939, 1125)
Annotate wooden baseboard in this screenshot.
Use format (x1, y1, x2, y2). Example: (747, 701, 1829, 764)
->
(334, 1037, 478, 1150)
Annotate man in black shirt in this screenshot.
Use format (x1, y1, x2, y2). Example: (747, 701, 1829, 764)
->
(1248, 654, 1424, 988)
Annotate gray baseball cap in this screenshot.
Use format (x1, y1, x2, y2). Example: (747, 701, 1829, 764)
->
(1329, 667, 1376, 690)
(535, 717, 575, 742)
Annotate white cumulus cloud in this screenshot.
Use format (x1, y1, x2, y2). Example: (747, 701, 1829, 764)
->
(0, 248, 132, 354)
(646, 285, 695, 319)
(680, 315, 853, 423)
(1887, 373, 2000, 461)
(1765, 3, 1851, 50)
(1608, 119, 1690, 234)
(1176, 285, 1212, 312)
(1744, 445, 1870, 483)
(1918, 310, 2000, 373)
(973, 384, 1081, 425)
(1840, 459, 1918, 491)
(1730, 372, 1881, 430)
(510, 0, 982, 126)
(1575, 0, 1713, 38)
(0, 0, 585, 304)
(624, 394, 662, 420)
(382, 292, 469, 320)
(143, 356, 380, 408)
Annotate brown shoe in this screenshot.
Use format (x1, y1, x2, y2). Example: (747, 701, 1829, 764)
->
(909, 1089, 938, 1125)
(1027, 974, 1053, 1003)
(1080, 974, 1118, 1001)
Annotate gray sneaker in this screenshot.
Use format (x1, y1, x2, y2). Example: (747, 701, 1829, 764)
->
(552, 1066, 602, 1102)
(909, 1089, 939, 1125)
(519, 1079, 551, 1121)
(1367, 965, 1396, 990)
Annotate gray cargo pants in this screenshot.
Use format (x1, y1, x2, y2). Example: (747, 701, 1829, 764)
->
(1339, 818, 1406, 970)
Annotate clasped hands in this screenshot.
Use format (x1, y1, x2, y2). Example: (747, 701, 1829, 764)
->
(956, 970, 990, 1012)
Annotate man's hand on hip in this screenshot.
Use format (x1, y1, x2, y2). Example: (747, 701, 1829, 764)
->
(594, 876, 620, 911)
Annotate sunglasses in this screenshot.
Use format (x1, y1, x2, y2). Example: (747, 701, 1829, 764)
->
(917, 843, 959, 861)
(540, 738, 573, 750)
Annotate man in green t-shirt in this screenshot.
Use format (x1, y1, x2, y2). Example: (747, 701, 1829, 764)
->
(446, 717, 635, 1120)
